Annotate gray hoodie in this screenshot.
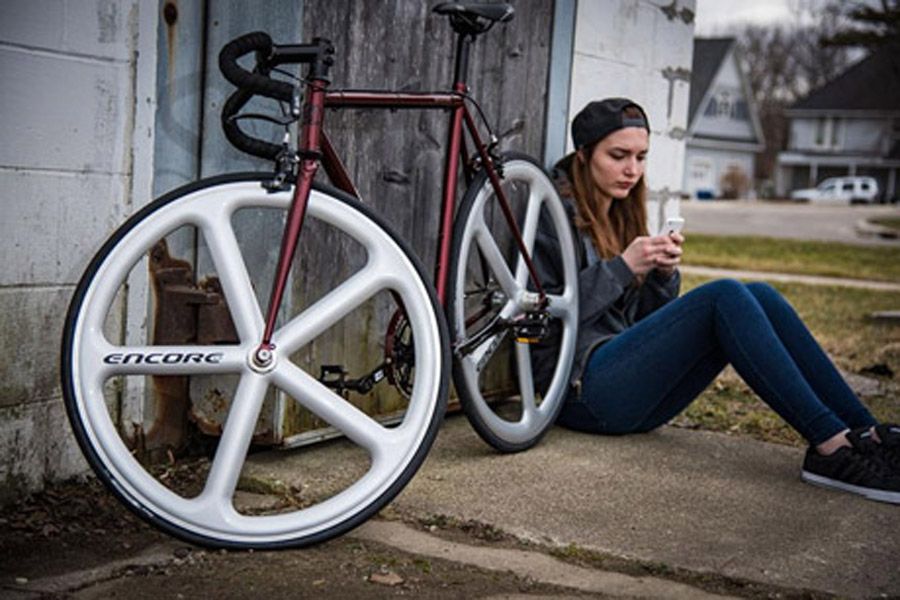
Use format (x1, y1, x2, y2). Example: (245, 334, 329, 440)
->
(531, 202, 681, 394)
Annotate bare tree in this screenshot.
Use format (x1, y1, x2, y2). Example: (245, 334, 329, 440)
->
(821, 0, 900, 49)
(732, 2, 853, 187)
(793, 3, 855, 94)
(727, 1, 898, 191)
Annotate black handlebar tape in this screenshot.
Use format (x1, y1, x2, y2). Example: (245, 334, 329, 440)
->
(219, 31, 292, 160)
(218, 31, 293, 103)
(221, 88, 283, 161)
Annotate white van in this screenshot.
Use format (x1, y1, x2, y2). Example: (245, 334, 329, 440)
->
(790, 176, 880, 204)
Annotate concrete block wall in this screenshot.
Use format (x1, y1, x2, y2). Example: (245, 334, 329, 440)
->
(567, 0, 695, 233)
(0, 0, 157, 501)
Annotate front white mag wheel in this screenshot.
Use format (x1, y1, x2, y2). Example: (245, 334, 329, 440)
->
(61, 175, 448, 548)
(448, 154, 578, 452)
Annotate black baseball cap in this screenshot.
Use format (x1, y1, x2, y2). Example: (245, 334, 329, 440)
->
(571, 98, 650, 150)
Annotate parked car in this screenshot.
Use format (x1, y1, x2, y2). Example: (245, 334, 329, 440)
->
(790, 176, 880, 204)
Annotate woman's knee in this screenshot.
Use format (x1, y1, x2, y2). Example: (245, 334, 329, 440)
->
(745, 281, 779, 299)
(745, 281, 791, 310)
(690, 279, 765, 321)
(698, 278, 748, 300)
(701, 279, 786, 308)
(678, 279, 754, 319)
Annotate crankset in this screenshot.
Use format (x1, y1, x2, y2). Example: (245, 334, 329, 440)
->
(454, 310, 550, 358)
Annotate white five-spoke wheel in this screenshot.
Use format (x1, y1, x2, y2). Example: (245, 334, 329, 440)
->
(448, 154, 578, 452)
(61, 175, 448, 548)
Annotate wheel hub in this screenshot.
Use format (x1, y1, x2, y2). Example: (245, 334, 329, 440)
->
(250, 345, 277, 373)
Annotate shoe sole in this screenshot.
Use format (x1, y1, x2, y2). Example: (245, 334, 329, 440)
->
(801, 470, 900, 505)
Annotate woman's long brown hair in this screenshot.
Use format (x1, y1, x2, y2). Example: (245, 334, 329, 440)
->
(569, 146, 648, 260)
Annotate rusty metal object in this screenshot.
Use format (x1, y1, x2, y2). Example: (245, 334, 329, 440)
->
(143, 239, 241, 457)
(196, 276, 238, 345)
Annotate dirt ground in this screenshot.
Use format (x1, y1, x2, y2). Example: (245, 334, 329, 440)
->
(0, 479, 601, 599)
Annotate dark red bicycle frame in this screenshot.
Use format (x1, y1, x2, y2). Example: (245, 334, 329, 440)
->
(257, 66, 547, 354)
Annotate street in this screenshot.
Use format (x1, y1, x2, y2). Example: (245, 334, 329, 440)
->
(680, 200, 900, 246)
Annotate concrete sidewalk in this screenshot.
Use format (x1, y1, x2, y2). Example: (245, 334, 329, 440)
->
(245, 415, 900, 598)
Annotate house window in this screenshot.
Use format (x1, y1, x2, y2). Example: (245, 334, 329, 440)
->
(717, 92, 732, 118)
(814, 117, 842, 150)
(703, 90, 748, 122)
(704, 92, 733, 118)
(815, 117, 827, 146)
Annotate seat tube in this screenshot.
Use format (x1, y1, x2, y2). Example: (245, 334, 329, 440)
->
(435, 91, 466, 306)
(435, 33, 473, 305)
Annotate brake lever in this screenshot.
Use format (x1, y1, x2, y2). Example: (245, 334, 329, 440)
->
(263, 131, 299, 192)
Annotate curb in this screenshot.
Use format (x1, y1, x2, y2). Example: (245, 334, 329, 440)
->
(679, 265, 900, 292)
(855, 218, 899, 239)
(353, 520, 739, 599)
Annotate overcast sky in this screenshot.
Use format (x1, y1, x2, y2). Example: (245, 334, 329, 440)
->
(694, 0, 821, 35)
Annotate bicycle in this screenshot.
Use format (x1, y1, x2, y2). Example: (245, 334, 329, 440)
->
(61, 2, 578, 548)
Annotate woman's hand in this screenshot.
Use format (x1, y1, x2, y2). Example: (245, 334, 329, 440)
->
(655, 232, 684, 278)
(621, 233, 683, 277)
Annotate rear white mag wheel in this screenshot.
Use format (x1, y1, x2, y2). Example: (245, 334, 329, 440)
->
(448, 154, 578, 452)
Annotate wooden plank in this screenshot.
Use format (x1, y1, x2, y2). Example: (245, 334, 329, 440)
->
(156, 1, 553, 440)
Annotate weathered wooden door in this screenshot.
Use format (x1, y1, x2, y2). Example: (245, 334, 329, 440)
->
(150, 0, 554, 448)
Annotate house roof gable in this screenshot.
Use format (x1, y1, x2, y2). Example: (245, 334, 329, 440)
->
(790, 45, 900, 112)
(687, 37, 765, 147)
(689, 37, 734, 123)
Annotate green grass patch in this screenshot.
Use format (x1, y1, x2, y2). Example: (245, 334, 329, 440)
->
(683, 233, 900, 282)
(671, 275, 900, 447)
(870, 216, 900, 231)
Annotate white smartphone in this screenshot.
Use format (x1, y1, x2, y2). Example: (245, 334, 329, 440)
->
(662, 216, 684, 235)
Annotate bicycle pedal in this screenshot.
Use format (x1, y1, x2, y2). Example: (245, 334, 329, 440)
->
(319, 364, 347, 386)
(512, 312, 548, 343)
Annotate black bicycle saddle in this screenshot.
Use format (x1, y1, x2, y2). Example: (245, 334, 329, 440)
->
(433, 3, 514, 34)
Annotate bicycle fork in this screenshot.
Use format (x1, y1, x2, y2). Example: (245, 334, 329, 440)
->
(252, 78, 329, 368)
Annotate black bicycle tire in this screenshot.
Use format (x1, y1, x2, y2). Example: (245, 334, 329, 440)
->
(60, 172, 449, 549)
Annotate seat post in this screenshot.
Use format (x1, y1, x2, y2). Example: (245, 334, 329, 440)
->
(452, 32, 473, 89)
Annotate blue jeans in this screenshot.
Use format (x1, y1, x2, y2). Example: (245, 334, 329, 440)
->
(557, 279, 877, 445)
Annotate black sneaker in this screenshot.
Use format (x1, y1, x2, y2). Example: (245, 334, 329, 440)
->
(848, 423, 900, 475)
(801, 445, 900, 504)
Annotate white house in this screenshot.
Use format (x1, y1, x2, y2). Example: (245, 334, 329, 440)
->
(776, 45, 900, 202)
(683, 37, 764, 199)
